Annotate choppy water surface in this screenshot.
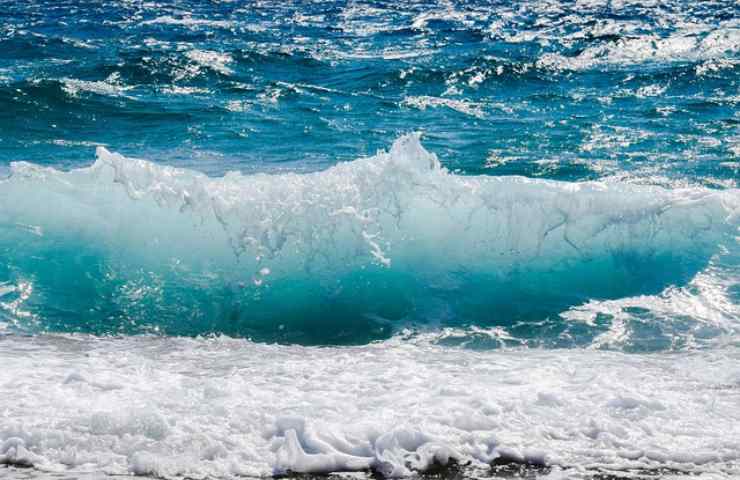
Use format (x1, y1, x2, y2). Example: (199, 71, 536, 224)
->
(1, 0, 738, 183)
(0, 1, 739, 479)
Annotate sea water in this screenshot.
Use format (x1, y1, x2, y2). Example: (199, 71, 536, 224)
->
(0, 1, 739, 479)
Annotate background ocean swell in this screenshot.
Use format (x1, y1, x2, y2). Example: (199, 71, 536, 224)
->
(1, 0, 738, 186)
(1, 135, 738, 348)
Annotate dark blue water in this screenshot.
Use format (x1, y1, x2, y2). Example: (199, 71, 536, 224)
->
(1, 0, 738, 182)
(0, 0, 738, 349)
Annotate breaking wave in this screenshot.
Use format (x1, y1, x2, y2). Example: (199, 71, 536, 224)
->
(0, 135, 738, 345)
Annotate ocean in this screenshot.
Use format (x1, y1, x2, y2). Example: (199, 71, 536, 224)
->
(0, 0, 738, 478)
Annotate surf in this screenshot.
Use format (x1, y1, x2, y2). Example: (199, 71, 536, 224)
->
(0, 135, 737, 345)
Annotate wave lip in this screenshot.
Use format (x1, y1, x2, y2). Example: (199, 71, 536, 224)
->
(0, 135, 738, 343)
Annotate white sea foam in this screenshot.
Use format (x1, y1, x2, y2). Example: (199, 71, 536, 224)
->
(0, 335, 738, 478)
(561, 258, 740, 350)
(185, 50, 234, 76)
(50, 139, 106, 148)
(402, 96, 486, 118)
(61, 73, 133, 98)
(538, 26, 740, 71)
(141, 16, 234, 30)
(161, 85, 212, 96)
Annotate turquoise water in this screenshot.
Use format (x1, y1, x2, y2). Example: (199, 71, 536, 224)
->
(0, 0, 738, 348)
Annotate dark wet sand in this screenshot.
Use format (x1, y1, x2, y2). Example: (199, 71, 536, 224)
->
(2, 461, 709, 480)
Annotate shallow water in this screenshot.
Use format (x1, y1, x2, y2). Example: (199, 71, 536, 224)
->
(0, 0, 739, 479)
(2, 335, 739, 479)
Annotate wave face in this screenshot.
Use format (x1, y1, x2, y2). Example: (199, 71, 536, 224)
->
(1, 135, 737, 348)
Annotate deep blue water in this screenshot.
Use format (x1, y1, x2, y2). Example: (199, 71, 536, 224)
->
(1, 0, 738, 182)
(0, 0, 738, 349)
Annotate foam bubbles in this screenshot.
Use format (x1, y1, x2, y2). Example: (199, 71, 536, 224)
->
(538, 27, 740, 71)
(61, 73, 133, 98)
(0, 335, 738, 478)
(185, 50, 235, 76)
